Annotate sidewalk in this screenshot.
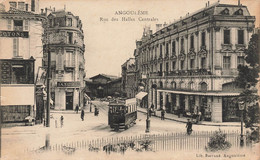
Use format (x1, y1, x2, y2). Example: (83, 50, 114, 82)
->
(137, 107, 241, 127)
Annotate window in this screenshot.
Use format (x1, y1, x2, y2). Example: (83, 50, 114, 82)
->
(68, 18, 72, 27)
(223, 56, 231, 69)
(166, 43, 169, 56)
(201, 32, 206, 46)
(190, 35, 194, 49)
(181, 38, 184, 50)
(201, 57, 206, 69)
(166, 62, 169, 73)
(224, 30, 230, 44)
(9, 2, 17, 8)
(14, 20, 23, 31)
(172, 61, 176, 70)
(65, 51, 75, 67)
(24, 20, 29, 30)
(13, 38, 19, 57)
(160, 44, 162, 57)
(238, 30, 244, 44)
(18, 2, 25, 10)
(180, 60, 184, 70)
(190, 59, 195, 69)
(11, 65, 25, 84)
(7, 19, 12, 30)
(237, 56, 244, 67)
(200, 82, 207, 91)
(172, 41, 176, 55)
(68, 32, 73, 44)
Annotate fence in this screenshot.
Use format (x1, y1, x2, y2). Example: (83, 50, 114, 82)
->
(30, 130, 244, 154)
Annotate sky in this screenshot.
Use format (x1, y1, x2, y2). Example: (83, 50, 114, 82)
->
(36, 0, 259, 78)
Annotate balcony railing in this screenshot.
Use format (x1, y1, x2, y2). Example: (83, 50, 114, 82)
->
(14, 26, 23, 31)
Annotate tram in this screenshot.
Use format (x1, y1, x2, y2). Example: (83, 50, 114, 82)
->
(108, 98, 137, 131)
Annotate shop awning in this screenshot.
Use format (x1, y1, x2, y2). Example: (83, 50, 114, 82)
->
(157, 89, 240, 97)
(136, 91, 148, 100)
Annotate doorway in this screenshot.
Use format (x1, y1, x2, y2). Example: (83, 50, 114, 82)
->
(66, 92, 73, 110)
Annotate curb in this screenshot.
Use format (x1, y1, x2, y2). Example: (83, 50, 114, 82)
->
(137, 110, 241, 127)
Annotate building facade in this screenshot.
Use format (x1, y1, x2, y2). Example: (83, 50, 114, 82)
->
(121, 58, 136, 98)
(134, 2, 255, 122)
(85, 74, 122, 98)
(0, 0, 45, 123)
(42, 9, 86, 110)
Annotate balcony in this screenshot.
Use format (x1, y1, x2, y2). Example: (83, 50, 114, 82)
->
(221, 69, 238, 76)
(64, 61, 75, 72)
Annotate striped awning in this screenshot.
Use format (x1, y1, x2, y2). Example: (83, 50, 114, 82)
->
(157, 89, 240, 97)
(136, 91, 148, 99)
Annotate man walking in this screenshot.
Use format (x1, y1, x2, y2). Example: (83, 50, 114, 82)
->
(75, 105, 79, 114)
(186, 119, 193, 135)
(81, 109, 85, 121)
(161, 109, 165, 120)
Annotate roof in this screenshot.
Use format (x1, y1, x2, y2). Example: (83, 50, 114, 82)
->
(89, 74, 119, 80)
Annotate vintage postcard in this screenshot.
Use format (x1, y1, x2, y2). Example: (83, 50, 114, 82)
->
(0, 0, 259, 159)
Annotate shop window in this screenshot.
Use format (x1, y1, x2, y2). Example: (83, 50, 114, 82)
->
(14, 20, 23, 31)
(223, 56, 231, 69)
(237, 56, 244, 67)
(224, 30, 230, 44)
(190, 35, 194, 49)
(201, 32, 206, 46)
(238, 30, 244, 44)
(11, 65, 26, 84)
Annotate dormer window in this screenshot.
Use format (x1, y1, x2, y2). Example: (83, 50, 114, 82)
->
(234, 8, 243, 15)
(68, 18, 72, 27)
(221, 8, 230, 15)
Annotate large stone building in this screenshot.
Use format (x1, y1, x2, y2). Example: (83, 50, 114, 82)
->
(0, 0, 45, 124)
(121, 58, 136, 98)
(42, 9, 86, 110)
(134, 2, 255, 122)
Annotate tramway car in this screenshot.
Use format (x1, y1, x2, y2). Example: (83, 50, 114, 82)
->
(108, 98, 137, 131)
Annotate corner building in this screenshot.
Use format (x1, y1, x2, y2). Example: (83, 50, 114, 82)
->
(135, 2, 255, 122)
(43, 10, 85, 110)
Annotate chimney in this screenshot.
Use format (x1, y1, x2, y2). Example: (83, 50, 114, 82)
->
(25, 4, 28, 11)
(53, 7, 55, 12)
(9, 2, 17, 9)
(41, 9, 44, 14)
(208, 1, 210, 7)
(31, 0, 35, 12)
(238, 0, 240, 6)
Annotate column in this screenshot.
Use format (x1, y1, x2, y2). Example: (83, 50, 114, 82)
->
(185, 95, 189, 111)
(176, 94, 180, 110)
(153, 88, 156, 106)
(163, 92, 166, 110)
(156, 90, 160, 109)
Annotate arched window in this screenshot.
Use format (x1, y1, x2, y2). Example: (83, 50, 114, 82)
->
(171, 81, 176, 89)
(200, 82, 207, 91)
(179, 81, 185, 89)
(188, 82, 194, 90)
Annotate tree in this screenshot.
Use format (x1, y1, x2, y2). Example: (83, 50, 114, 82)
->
(235, 34, 259, 141)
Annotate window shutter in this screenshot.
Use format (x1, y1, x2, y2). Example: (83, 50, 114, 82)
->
(8, 19, 12, 30)
(24, 20, 29, 30)
(13, 38, 19, 57)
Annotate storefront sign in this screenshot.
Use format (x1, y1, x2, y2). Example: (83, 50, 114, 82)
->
(57, 81, 80, 88)
(0, 30, 29, 38)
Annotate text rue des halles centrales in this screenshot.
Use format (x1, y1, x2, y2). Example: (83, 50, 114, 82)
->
(100, 10, 159, 22)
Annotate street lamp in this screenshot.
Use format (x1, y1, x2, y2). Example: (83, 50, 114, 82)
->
(238, 101, 245, 147)
(146, 84, 157, 133)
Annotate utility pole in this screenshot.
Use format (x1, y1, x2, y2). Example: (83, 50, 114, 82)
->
(46, 44, 51, 127)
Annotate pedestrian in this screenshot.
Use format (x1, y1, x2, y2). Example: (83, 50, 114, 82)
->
(94, 106, 99, 116)
(90, 102, 92, 112)
(75, 105, 79, 114)
(60, 115, 64, 128)
(186, 119, 192, 135)
(161, 109, 165, 120)
(81, 109, 85, 121)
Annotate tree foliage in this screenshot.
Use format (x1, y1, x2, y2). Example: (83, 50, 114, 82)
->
(205, 130, 231, 152)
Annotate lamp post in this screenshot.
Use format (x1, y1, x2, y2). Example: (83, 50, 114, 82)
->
(239, 101, 245, 147)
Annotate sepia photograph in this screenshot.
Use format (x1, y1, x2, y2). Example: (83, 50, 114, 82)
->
(0, 0, 259, 159)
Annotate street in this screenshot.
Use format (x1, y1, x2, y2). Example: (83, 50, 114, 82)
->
(1, 100, 243, 158)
